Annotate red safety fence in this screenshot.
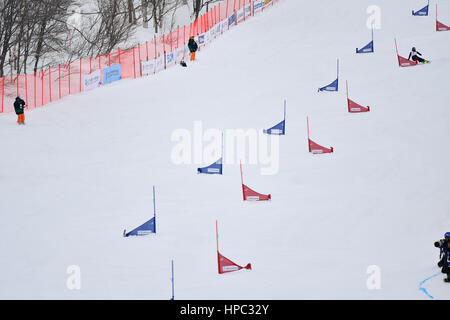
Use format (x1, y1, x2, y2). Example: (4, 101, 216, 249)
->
(0, 0, 278, 114)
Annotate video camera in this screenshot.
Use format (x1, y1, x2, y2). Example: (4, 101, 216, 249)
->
(435, 236, 449, 268)
(435, 239, 448, 249)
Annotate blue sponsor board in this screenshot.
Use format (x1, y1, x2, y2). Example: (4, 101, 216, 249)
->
(166, 52, 175, 65)
(254, 0, 264, 11)
(228, 13, 236, 26)
(198, 34, 205, 45)
(103, 64, 122, 85)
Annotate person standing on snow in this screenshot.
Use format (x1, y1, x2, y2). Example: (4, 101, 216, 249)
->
(188, 36, 198, 61)
(408, 47, 429, 64)
(440, 232, 450, 282)
(14, 96, 26, 125)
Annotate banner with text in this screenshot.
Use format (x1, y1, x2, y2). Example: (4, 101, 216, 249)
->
(83, 70, 101, 92)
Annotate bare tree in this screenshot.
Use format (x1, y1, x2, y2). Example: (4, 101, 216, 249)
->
(192, 0, 221, 20)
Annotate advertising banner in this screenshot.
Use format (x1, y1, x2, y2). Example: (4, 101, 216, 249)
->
(103, 64, 121, 85)
(83, 70, 101, 91)
(141, 59, 156, 76)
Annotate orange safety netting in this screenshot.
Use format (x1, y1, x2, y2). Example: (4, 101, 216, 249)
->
(0, 0, 277, 114)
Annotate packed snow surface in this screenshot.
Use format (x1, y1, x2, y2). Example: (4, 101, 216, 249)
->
(1, 0, 449, 299)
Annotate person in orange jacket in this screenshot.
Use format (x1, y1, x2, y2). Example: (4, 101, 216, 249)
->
(14, 96, 26, 125)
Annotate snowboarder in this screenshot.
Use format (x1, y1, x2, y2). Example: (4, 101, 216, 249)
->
(408, 47, 430, 64)
(188, 36, 198, 61)
(14, 96, 26, 125)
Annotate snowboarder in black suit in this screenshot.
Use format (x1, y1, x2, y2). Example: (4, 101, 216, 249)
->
(408, 47, 429, 64)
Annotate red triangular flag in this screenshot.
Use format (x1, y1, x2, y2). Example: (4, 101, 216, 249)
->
(217, 251, 252, 274)
(347, 98, 370, 113)
(397, 55, 418, 67)
(437, 20, 450, 31)
(242, 184, 271, 201)
(308, 139, 333, 154)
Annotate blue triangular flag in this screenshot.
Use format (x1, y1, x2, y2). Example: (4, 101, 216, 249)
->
(124, 217, 156, 237)
(319, 60, 339, 92)
(198, 158, 223, 174)
(264, 100, 286, 135)
(263, 120, 285, 135)
(318, 78, 338, 92)
(124, 186, 157, 237)
(356, 40, 374, 53)
(412, 2, 429, 16)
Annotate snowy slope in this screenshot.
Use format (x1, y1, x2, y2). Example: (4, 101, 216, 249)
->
(1, 0, 450, 299)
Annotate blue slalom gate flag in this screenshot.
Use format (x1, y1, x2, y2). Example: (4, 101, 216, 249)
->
(412, 1, 429, 16)
(197, 158, 223, 174)
(356, 40, 374, 53)
(124, 217, 155, 236)
(123, 186, 157, 237)
(263, 100, 286, 135)
(318, 60, 339, 92)
(356, 27, 374, 53)
(318, 78, 338, 92)
(198, 133, 224, 174)
(263, 120, 285, 135)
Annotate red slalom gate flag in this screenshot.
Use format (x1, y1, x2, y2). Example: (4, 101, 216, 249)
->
(242, 184, 271, 201)
(240, 161, 271, 201)
(216, 221, 251, 274)
(217, 252, 252, 274)
(397, 55, 418, 67)
(394, 38, 418, 67)
(346, 81, 370, 113)
(308, 139, 333, 154)
(307, 117, 333, 154)
(437, 20, 450, 31)
(436, 4, 450, 31)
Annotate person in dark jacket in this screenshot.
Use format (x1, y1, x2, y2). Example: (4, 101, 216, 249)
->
(188, 36, 198, 61)
(14, 96, 26, 125)
(408, 47, 429, 64)
(440, 233, 450, 282)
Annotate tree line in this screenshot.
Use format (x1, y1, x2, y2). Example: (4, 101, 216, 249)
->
(0, 0, 222, 77)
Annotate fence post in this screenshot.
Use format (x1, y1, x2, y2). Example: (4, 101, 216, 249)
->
(16, 74, 18, 97)
(49, 67, 52, 102)
(79, 59, 82, 93)
(68, 62, 71, 95)
(25, 73, 28, 105)
(163, 35, 166, 70)
(1, 76, 4, 113)
(177, 26, 180, 49)
(34, 72, 36, 108)
(59, 65, 61, 99)
(138, 44, 142, 76)
(41, 71, 43, 106)
(146, 41, 149, 61)
(226, 0, 230, 30)
(154, 36, 157, 60)
(163, 35, 166, 58)
(132, 47, 136, 78)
